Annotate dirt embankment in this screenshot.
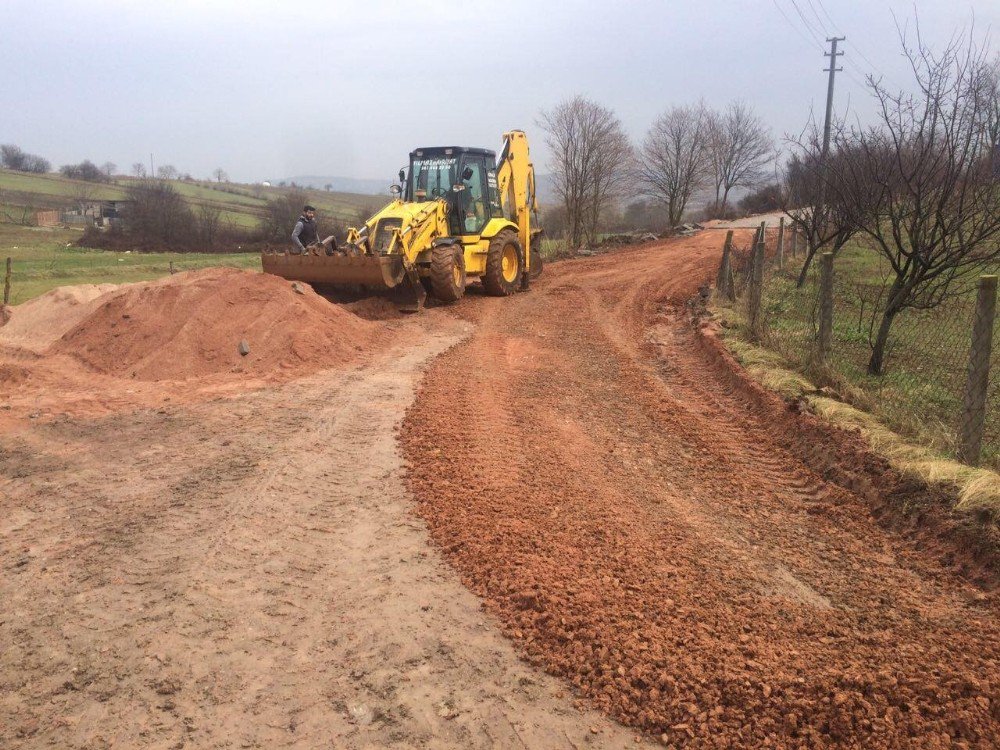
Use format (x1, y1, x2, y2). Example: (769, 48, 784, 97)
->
(0, 268, 388, 424)
(51, 268, 379, 381)
(401, 230, 1000, 748)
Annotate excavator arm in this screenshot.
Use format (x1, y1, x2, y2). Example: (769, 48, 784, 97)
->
(495, 130, 539, 275)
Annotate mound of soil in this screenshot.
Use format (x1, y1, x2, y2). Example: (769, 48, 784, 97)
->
(0, 284, 118, 353)
(52, 268, 381, 381)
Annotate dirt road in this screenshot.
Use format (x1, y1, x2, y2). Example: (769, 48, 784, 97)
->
(1, 317, 651, 748)
(3, 230, 999, 749)
(402, 230, 1000, 748)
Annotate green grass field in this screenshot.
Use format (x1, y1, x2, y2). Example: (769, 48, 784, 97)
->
(0, 169, 387, 232)
(0, 224, 260, 305)
(727, 239, 1000, 467)
(0, 169, 392, 300)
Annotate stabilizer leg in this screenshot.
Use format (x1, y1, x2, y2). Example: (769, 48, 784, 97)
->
(397, 269, 427, 313)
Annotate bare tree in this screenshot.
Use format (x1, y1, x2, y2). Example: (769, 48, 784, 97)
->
(132, 162, 147, 178)
(635, 104, 709, 227)
(213, 168, 228, 183)
(1, 144, 27, 171)
(829, 27, 1000, 375)
(538, 96, 632, 249)
(983, 55, 1000, 159)
(2, 145, 50, 174)
(124, 180, 195, 246)
(60, 160, 105, 182)
(781, 123, 856, 287)
(156, 164, 179, 181)
(705, 101, 774, 213)
(258, 188, 310, 242)
(21, 154, 50, 174)
(196, 203, 222, 247)
(101, 162, 117, 179)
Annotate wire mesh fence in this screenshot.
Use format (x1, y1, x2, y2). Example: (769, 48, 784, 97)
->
(719, 227, 1000, 469)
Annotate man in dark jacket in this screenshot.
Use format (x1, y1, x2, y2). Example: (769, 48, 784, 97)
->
(291, 205, 319, 254)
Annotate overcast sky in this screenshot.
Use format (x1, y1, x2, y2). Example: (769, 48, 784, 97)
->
(2, 0, 998, 185)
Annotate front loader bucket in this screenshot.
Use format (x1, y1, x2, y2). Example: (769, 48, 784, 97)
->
(261, 251, 407, 289)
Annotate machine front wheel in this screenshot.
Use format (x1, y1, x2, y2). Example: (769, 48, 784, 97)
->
(429, 244, 466, 303)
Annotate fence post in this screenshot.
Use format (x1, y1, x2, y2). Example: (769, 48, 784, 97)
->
(958, 274, 998, 465)
(747, 224, 766, 337)
(3, 257, 10, 306)
(776, 217, 785, 270)
(816, 252, 834, 363)
(716, 230, 734, 300)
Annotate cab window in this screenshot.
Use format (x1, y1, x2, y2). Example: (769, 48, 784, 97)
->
(409, 157, 456, 202)
(457, 157, 488, 234)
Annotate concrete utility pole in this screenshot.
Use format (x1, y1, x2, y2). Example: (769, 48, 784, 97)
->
(822, 37, 845, 158)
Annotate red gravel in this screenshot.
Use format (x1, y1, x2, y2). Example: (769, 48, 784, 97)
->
(401, 230, 1000, 749)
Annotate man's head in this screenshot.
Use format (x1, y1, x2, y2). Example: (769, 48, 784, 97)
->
(303, 205, 316, 220)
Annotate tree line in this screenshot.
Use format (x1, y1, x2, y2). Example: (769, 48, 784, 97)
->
(541, 29, 1000, 379)
(538, 98, 775, 248)
(0, 143, 234, 186)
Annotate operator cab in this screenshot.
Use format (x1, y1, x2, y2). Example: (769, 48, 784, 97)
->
(404, 146, 504, 236)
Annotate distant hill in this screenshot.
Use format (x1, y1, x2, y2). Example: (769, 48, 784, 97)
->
(0, 168, 384, 229)
(282, 173, 560, 204)
(278, 176, 390, 196)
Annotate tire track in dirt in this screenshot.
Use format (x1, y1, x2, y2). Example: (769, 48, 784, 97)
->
(401, 232, 1000, 748)
(1, 318, 654, 749)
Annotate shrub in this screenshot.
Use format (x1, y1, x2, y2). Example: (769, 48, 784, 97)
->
(60, 160, 106, 182)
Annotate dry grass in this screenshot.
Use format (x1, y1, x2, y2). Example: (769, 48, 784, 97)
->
(715, 309, 1000, 517)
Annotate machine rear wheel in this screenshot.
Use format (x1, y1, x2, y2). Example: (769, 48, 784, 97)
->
(483, 230, 522, 296)
(429, 244, 465, 303)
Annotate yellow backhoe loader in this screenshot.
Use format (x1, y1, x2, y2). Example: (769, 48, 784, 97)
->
(262, 130, 542, 311)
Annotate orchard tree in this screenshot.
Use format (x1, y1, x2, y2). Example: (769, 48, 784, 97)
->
(829, 29, 1000, 375)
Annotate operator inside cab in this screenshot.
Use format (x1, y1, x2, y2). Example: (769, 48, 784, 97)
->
(409, 153, 487, 234)
(452, 166, 486, 233)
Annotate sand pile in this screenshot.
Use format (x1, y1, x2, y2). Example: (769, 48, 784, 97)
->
(0, 284, 118, 353)
(51, 268, 381, 381)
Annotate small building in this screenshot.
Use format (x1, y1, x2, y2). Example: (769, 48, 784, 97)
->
(61, 200, 132, 227)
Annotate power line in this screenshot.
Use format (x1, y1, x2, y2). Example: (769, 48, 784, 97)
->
(813, 0, 841, 34)
(771, 0, 824, 53)
(811, 0, 886, 80)
(804, 0, 831, 36)
(789, 0, 826, 45)
(771, 0, 867, 90)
